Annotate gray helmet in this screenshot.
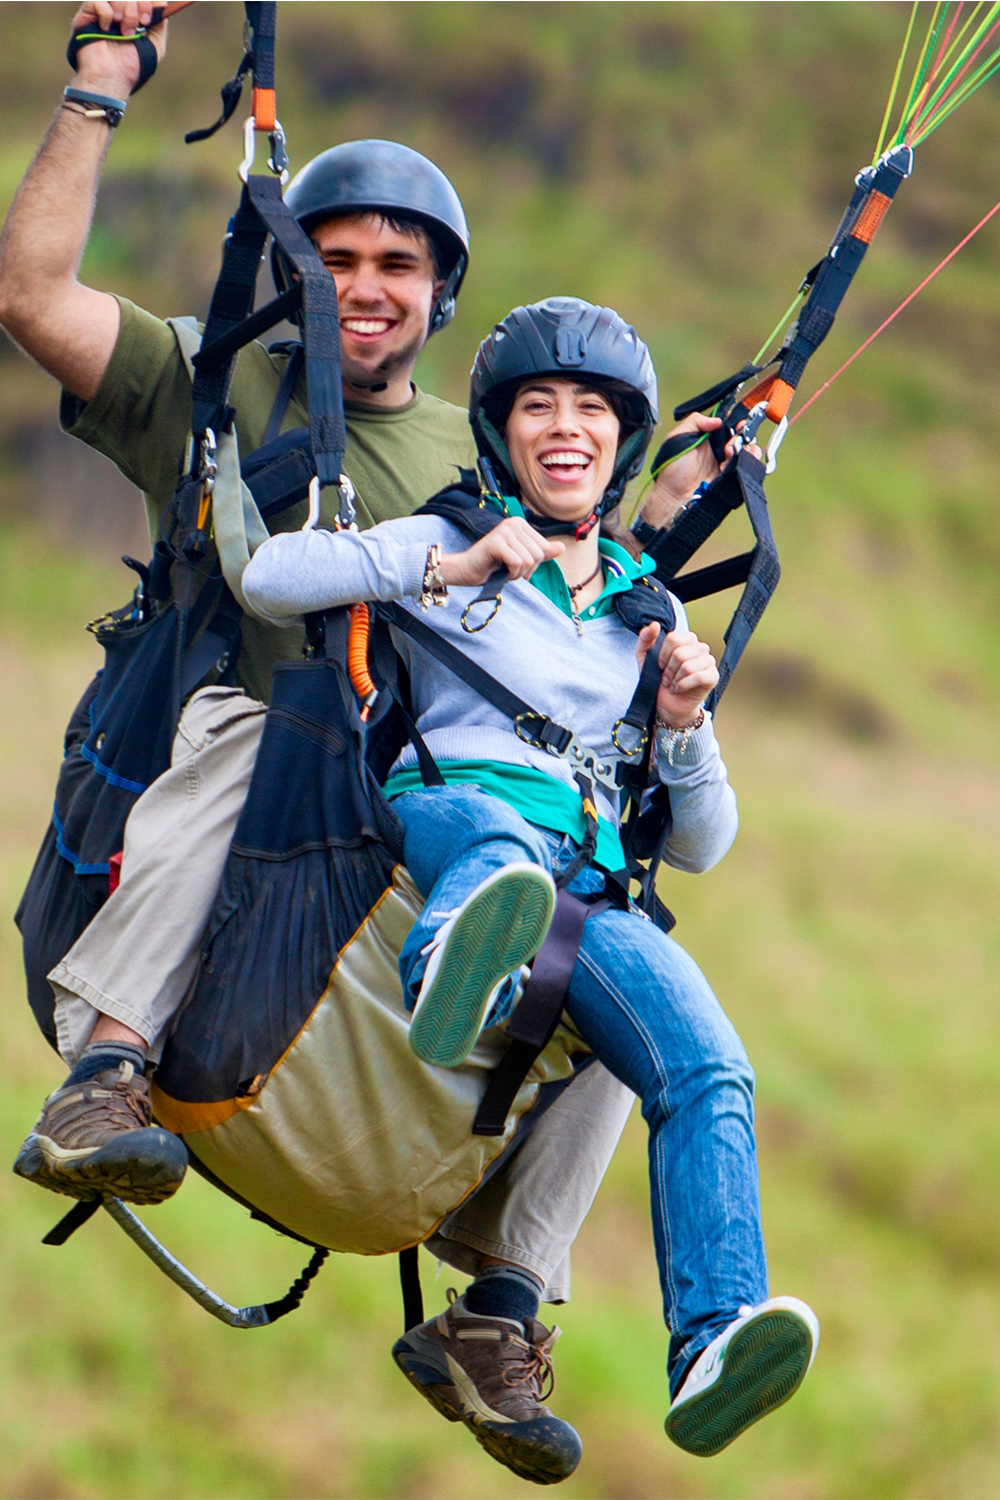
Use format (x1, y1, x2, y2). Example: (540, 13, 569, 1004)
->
(470, 297, 658, 520)
(272, 139, 469, 334)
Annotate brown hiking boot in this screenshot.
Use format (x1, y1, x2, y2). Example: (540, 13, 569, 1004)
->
(392, 1291, 582, 1485)
(13, 1062, 187, 1206)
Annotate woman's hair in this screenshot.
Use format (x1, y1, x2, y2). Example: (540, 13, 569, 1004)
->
(481, 375, 645, 446)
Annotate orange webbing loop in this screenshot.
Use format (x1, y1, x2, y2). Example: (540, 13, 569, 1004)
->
(738, 371, 779, 414)
(252, 86, 276, 132)
(735, 370, 796, 426)
(347, 603, 377, 718)
(852, 190, 892, 246)
(763, 378, 795, 424)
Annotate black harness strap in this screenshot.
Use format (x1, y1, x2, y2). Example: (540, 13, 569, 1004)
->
(473, 891, 595, 1137)
(637, 449, 778, 713)
(263, 342, 305, 445)
(243, 176, 345, 489)
(378, 602, 574, 757)
(192, 284, 302, 373)
(706, 452, 779, 711)
(639, 464, 747, 581)
(399, 1246, 425, 1331)
(42, 1198, 102, 1246)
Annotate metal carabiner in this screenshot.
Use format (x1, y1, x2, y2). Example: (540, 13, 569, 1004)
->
(336, 473, 357, 531)
(740, 401, 770, 446)
(268, 122, 290, 183)
(238, 116, 256, 183)
(301, 475, 321, 531)
(238, 115, 290, 184)
(765, 415, 788, 475)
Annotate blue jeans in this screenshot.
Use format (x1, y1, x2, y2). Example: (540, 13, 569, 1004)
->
(394, 785, 768, 1391)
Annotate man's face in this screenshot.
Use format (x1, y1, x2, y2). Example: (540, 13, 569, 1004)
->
(310, 213, 445, 400)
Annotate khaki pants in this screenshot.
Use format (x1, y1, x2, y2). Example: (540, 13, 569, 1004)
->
(49, 687, 635, 1300)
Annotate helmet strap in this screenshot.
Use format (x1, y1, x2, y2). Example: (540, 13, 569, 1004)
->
(430, 257, 465, 334)
(520, 505, 600, 539)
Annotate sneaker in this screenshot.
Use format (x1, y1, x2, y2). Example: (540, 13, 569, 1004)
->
(665, 1296, 819, 1457)
(392, 1292, 582, 1485)
(409, 863, 557, 1068)
(13, 1062, 188, 1206)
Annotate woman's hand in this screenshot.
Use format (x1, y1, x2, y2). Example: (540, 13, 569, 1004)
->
(438, 516, 564, 588)
(639, 413, 762, 531)
(636, 624, 719, 730)
(70, 2, 168, 97)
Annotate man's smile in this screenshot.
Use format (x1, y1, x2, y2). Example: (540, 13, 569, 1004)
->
(341, 316, 396, 340)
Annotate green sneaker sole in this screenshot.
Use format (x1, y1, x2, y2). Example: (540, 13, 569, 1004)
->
(665, 1307, 814, 1457)
(409, 867, 555, 1068)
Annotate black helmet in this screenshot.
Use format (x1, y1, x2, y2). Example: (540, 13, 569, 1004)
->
(272, 139, 469, 334)
(469, 297, 658, 525)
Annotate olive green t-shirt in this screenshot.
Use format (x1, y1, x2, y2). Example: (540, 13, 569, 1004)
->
(61, 297, 476, 701)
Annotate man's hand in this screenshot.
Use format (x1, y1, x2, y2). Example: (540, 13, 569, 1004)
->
(438, 517, 564, 588)
(636, 624, 719, 730)
(638, 412, 762, 532)
(0, 0, 171, 398)
(70, 2, 168, 97)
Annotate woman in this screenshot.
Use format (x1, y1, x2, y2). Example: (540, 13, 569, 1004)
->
(243, 296, 818, 1459)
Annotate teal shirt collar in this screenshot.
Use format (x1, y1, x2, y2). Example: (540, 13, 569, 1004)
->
(484, 492, 655, 621)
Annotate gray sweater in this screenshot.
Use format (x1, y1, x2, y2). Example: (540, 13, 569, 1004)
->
(242, 514, 738, 874)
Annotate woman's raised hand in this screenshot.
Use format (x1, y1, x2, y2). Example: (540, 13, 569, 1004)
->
(636, 623, 719, 730)
(438, 517, 564, 588)
(640, 413, 764, 531)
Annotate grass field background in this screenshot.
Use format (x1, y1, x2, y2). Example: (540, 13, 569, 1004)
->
(2, 4, 1000, 1497)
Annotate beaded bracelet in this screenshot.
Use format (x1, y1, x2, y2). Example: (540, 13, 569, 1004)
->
(655, 709, 706, 766)
(419, 544, 448, 611)
(63, 86, 128, 127)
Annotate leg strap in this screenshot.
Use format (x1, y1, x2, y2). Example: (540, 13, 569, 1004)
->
(399, 1245, 424, 1331)
(473, 892, 599, 1137)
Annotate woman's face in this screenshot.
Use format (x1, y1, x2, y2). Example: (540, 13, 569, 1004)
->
(505, 379, 620, 522)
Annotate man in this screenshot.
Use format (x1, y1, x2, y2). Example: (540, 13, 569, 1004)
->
(0, 4, 722, 1483)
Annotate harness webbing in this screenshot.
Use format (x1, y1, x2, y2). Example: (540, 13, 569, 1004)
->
(473, 891, 596, 1137)
(637, 449, 779, 712)
(186, 177, 345, 489)
(378, 601, 575, 759)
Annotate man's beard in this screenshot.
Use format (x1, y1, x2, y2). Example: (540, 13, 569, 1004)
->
(341, 329, 425, 395)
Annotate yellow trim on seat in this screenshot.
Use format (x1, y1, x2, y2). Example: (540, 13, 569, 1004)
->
(150, 1086, 255, 1134)
(150, 870, 409, 1139)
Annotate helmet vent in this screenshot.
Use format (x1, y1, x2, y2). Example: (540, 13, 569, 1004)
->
(555, 327, 588, 366)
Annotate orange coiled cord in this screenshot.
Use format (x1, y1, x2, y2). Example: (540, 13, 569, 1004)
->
(347, 603, 377, 720)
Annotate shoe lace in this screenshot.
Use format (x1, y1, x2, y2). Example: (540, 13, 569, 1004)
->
(502, 1328, 558, 1404)
(104, 1065, 152, 1129)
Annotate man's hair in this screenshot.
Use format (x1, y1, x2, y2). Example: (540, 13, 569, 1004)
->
(318, 209, 447, 280)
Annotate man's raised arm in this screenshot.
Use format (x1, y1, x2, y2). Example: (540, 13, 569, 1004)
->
(0, 2, 167, 401)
